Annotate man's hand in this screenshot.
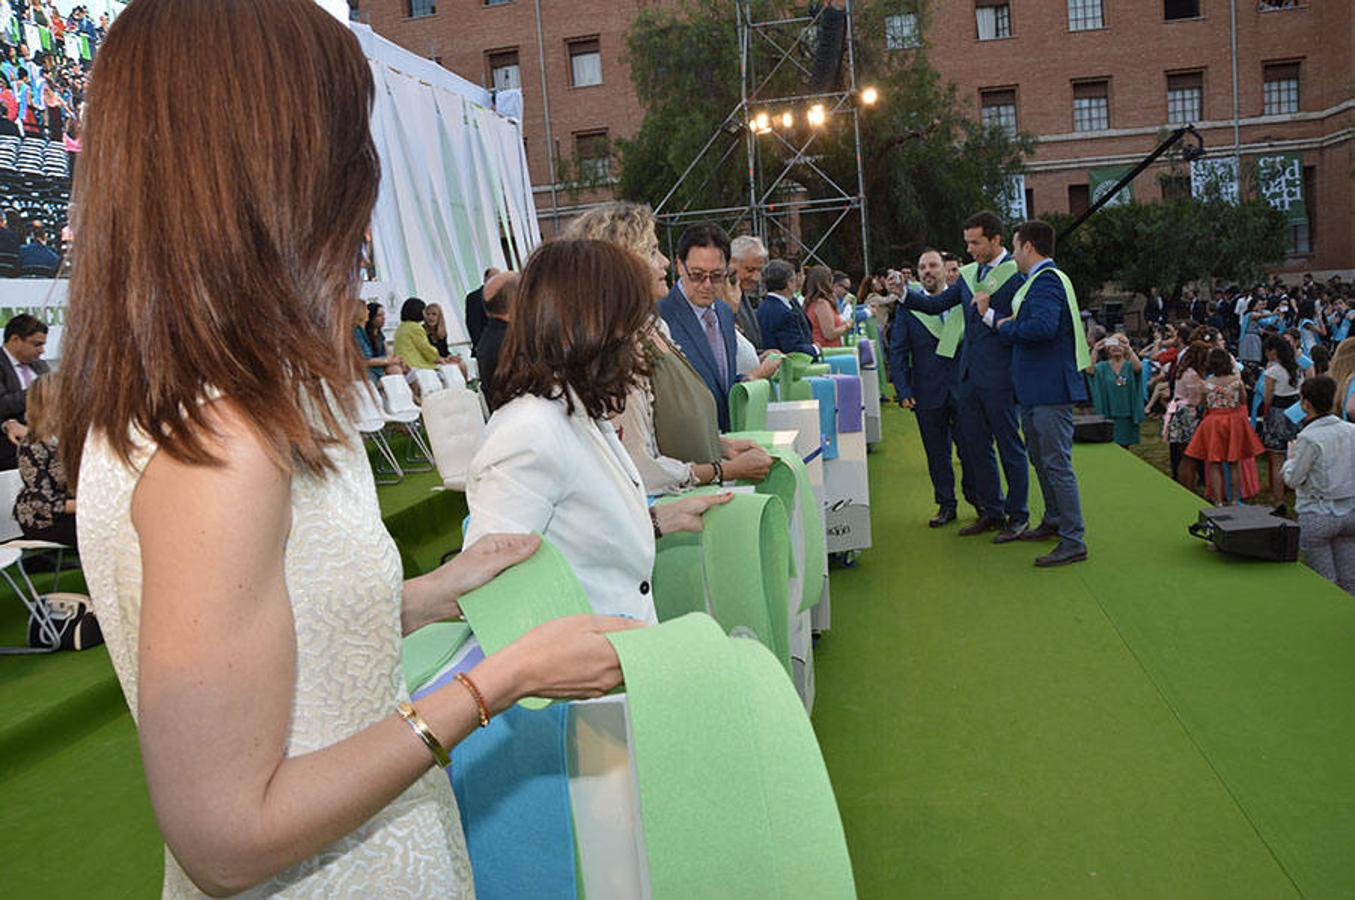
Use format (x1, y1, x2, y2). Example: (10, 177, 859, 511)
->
(2, 419, 27, 447)
(748, 355, 783, 380)
(995, 317, 1014, 330)
(973, 291, 991, 317)
(897, 396, 916, 410)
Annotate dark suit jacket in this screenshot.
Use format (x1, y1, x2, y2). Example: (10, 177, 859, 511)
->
(733, 294, 763, 351)
(995, 262, 1090, 408)
(19, 242, 59, 275)
(659, 284, 739, 431)
(902, 252, 1021, 393)
(888, 307, 960, 412)
(465, 286, 488, 349)
(0, 353, 51, 470)
(756, 293, 818, 359)
(0, 227, 20, 258)
(474, 316, 509, 412)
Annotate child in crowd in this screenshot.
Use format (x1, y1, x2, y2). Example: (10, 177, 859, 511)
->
(1282, 376, 1355, 594)
(1259, 335, 1304, 514)
(1185, 348, 1265, 505)
(13, 374, 76, 547)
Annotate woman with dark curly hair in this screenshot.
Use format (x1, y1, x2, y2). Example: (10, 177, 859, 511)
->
(465, 239, 731, 623)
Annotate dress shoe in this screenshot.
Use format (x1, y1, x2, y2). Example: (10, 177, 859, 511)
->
(929, 508, 957, 528)
(1035, 542, 1089, 567)
(1019, 522, 1060, 542)
(957, 515, 1003, 537)
(993, 521, 1029, 544)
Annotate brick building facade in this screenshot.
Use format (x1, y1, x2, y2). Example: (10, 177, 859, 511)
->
(354, 0, 1353, 275)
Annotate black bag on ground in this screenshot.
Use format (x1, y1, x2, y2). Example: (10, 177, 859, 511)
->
(29, 593, 105, 651)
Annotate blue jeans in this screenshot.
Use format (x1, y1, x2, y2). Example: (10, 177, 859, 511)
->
(957, 382, 1029, 523)
(1021, 404, 1085, 548)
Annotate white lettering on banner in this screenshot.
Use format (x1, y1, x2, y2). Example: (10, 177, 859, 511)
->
(1258, 156, 1304, 213)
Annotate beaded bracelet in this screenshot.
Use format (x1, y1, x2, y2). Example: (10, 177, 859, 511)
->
(456, 672, 491, 728)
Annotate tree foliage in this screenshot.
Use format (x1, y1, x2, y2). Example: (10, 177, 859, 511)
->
(618, 0, 1032, 274)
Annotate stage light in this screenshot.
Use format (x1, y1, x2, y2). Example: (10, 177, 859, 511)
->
(754, 111, 771, 132)
(807, 103, 827, 127)
(861, 86, 879, 106)
(780, 111, 795, 128)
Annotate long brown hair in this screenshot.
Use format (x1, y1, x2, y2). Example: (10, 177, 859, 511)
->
(58, 0, 379, 481)
(803, 265, 834, 306)
(496, 240, 653, 421)
(25, 373, 57, 444)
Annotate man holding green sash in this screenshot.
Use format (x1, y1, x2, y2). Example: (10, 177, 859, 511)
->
(979, 219, 1091, 567)
(889, 249, 977, 527)
(900, 211, 1030, 541)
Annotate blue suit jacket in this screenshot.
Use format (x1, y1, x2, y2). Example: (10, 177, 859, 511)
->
(757, 293, 819, 360)
(659, 283, 739, 431)
(996, 261, 1090, 407)
(901, 253, 1020, 393)
(888, 307, 961, 412)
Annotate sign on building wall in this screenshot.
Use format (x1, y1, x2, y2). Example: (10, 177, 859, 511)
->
(1190, 158, 1239, 204)
(1255, 153, 1306, 227)
(1089, 166, 1134, 207)
(1002, 174, 1027, 224)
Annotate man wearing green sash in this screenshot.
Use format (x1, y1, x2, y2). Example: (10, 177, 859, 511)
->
(888, 249, 977, 527)
(979, 219, 1091, 567)
(900, 211, 1030, 540)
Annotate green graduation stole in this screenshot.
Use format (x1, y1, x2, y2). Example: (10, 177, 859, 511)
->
(937, 260, 1018, 358)
(910, 309, 945, 341)
(1010, 264, 1092, 371)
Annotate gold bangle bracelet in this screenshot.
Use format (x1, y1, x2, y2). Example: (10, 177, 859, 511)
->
(396, 701, 450, 769)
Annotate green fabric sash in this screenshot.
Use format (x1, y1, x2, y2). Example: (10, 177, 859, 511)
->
(910, 310, 945, 341)
(458, 537, 594, 709)
(605, 613, 856, 899)
(763, 447, 826, 613)
(401, 621, 472, 694)
(1011, 265, 1092, 371)
(804, 363, 831, 377)
(729, 379, 771, 433)
(775, 352, 815, 402)
(940, 260, 1018, 359)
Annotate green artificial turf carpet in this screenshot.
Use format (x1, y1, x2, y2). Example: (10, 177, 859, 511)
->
(811, 404, 1355, 899)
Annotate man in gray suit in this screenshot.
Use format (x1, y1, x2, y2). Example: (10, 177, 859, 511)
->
(0, 314, 51, 470)
(726, 235, 767, 350)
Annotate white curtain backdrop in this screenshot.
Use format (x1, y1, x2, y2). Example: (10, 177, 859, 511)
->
(352, 23, 541, 344)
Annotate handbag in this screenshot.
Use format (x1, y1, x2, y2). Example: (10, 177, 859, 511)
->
(29, 592, 104, 651)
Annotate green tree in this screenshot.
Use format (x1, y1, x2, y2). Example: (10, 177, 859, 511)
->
(618, 0, 1032, 274)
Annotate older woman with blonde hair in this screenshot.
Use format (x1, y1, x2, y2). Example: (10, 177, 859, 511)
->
(564, 202, 774, 495)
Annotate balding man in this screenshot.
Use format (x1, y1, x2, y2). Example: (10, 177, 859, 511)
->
(727, 235, 767, 350)
(475, 270, 517, 412)
(889, 249, 976, 527)
(464, 266, 501, 348)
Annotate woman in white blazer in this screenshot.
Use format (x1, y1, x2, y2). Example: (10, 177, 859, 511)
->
(465, 240, 729, 622)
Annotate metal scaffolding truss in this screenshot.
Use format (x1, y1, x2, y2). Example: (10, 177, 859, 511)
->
(653, 1, 871, 274)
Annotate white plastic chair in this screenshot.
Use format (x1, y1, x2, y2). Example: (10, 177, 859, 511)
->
(414, 367, 445, 400)
(438, 363, 468, 391)
(0, 471, 64, 654)
(353, 381, 403, 485)
(379, 374, 435, 472)
(421, 386, 487, 492)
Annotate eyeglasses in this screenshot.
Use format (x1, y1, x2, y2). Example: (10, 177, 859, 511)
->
(682, 265, 728, 285)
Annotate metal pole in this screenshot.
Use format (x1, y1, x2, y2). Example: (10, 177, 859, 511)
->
(533, 0, 561, 236)
(1229, 0, 1241, 175)
(740, 0, 760, 241)
(844, 0, 871, 276)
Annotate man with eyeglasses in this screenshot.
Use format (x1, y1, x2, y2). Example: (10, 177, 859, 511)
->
(659, 223, 780, 431)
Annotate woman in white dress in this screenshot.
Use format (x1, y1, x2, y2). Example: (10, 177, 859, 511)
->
(57, 2, 637, 896)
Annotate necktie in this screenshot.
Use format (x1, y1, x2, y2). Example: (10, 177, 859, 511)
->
(702, 308, 729, 387)
(978, 263, 991, 281)
(17, 363, 31, 389)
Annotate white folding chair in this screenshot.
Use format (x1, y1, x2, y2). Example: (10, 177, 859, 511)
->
(379, 375, 435, 472)
(0, 471, 63, 654)
(422, 386, 488, 492)
(353, 381, 403, 485)
(438, 363, 468, 391)
(414, 368, 445, 400)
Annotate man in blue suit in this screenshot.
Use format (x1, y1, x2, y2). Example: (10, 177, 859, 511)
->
(982, 219, 1090, 567)
(899, 211, 1029, 541)
(658, 223, 779, 431)
(757, 259, 820, 360)
(890, 248, 976, 528)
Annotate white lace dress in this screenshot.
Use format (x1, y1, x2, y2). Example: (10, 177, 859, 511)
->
(78, 423, 473, 898)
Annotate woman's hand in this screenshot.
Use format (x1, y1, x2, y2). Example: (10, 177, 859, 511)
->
(479, 614, 644, 708)
(748, 355, 783, 380)
(720, 437, 761, 457)
(402, 533, 541, 635)
(654, 492, 733, 536)
(64, 499, 76, 514)
(722, 446, 774, 482)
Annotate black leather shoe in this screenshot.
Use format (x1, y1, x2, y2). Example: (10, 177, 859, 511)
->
(929, 508, 957, 528)
(958, 515, 1003, 537)
(1035, 543, 1089, 567)
(1019, 522, 1060, 542)
(993, 521, 1029, 544)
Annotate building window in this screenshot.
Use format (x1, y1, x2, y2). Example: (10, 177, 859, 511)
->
(1068, 0, 1104, 30)
(576, 132, 610, 181)
(1160, 172, 1191, 201)
(1024, 187, 1035, 216)
(1287, 164, 1315, 254)
(885, 13, 920, 49)
(1258, 0, 1307, 9)
(407, 0, 435, 18)
(980, 88, 1018, 138)
(1068, 184, 1090, 217)
(1164, 0, 1200, 19)
(975, 2, 1012, 40)
(485, 0, 512, 5)
(1166, 71, 1203, 124)
(568, 38, 602, 88)
(1073, 80, 1110, 132)
(488, 50, 521, 91)
(1263, 61, 1300, 115)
